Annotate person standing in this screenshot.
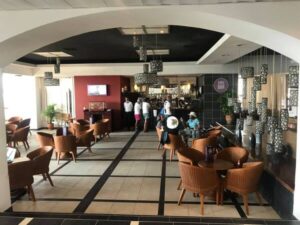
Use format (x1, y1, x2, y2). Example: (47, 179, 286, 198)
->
(164, 95, 172, 116)
(142, 98, 151, 132)
(123, 97, 133, 131)
(134, 98, 142, 131)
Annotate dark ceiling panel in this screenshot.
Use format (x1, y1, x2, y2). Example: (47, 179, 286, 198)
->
(18, 25, 223, 64)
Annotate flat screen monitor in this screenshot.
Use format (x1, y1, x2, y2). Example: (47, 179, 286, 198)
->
(87, 84, 108, 96)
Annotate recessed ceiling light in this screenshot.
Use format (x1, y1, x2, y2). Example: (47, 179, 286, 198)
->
(136, 49, 169, 55)
(120, 26, 169, 35)
(33, 51, 73, 58)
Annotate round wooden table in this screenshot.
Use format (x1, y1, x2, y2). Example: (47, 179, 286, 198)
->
(198, 159, 234, 171)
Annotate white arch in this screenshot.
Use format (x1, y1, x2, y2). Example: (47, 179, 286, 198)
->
(1, 3, 300, 68)
(1, 2, 300, 217)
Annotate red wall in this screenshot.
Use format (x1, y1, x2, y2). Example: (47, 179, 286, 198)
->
(74, 76, 123, 130)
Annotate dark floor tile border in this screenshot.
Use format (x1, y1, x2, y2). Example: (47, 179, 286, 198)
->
(74, 159, 163, 162)
(229, 192, 247, 218)
(52, 174, 102, 177)
(73, 131, 140, 213)
(158, 152, 166, 215)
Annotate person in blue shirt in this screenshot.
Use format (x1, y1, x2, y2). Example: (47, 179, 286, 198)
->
(180, 111, 200, 141)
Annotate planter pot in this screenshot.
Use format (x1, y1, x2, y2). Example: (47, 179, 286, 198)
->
(225, 114, 233, 125)
(47, 123, 54, 130)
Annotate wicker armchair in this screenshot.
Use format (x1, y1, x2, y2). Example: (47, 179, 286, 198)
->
(76, 129, 94, 153)
(7, 116, 22, 125)
(163, 133, 186, 161)
(224, 162, 264, 215)
(178, 162, 220, 215)
(54, 135, 77, 164)
(176, 148, 205, 190)
(18, 118, 31, 128)
(216, 147, 249, 167)
(191, 136, 217, 154)
(6, 123, 18, 133)
(102, 119, 110, 138)
(70, 122, 90, 137)
(207, 129, 222, 138)
(8, 126, 30, 150)
(26, 146, 54, 186)
(156, 127, 162, 150)
(36, 132, 54, 147)
(8, 160, 35, 201)
(90, 121, 105, 142)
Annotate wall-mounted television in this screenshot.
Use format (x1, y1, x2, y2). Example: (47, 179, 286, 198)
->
(87, 84, 108, 96)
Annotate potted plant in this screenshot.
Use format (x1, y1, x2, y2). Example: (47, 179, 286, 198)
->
(218, 91, 235, 125)
(43, 104, 57, 129)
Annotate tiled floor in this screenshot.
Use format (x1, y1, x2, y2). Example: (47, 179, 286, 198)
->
(9, 130, 281, 219)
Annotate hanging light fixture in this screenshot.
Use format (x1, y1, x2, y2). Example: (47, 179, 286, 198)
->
(139, 46, 147, 62)
(240, 67, 254, 79)
(44, 71, 53, 79)
(157, 77, 169, 86)
(134, 63, 157, 85)
(54, 57, 60, 74)
(280, 108, 289, 130)
(150, 33, 163, 73)
(133, 35, 140, 48)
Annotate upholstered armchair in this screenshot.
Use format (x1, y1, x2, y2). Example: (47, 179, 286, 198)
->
(178, 162, 220, 215)
(36, 132, 54, 147)
(216, 146, 249, 167)
(54, 135, 77, 164)
(8, 160, 35, 201)
(223, 162, 264, 215)
(27, 146, 54, 186)
(8, 126, 30, 150)
(191, 136, 217, 154)
(76, 129, 94, 153)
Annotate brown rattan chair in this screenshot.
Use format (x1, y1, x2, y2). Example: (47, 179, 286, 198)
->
(191, 136, 217, 154)
(36, 132, 54, 147)
(54, 135, 77, 164)
(176, 148, 205, 190)
(71, 122, 90, 137)
(8, 160, 35, 201)
(178, 162, 220, 215)
(207, 129, 222, 138)
(102, 119, 110, 138)
(8, 116, 22, 125)
(156, 127, 162, 150)
(6, 123, 18, 133)
(26, 146, 54, 186)
(163, 133, 186, 161)
(18, 118, 31, 129)
(8, 126, 30, 150)
(223, 162, 264, 215)
(76, 129, 94, 153)
(90, 121, 105, 142)
(216, 146, 249, 167)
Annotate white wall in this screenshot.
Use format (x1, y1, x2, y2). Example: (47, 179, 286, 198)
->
(0, 71, 11, 211)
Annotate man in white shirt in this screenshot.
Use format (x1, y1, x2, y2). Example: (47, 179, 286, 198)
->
(123, 97, 133, 130)
(164, 95, 172, 116)
(134, 98, 142, 131)
(142, 98, 151, 132)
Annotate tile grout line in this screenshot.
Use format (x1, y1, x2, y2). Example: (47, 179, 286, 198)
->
(18, 217, 33, 225)
(229, 191, 247, 218)
(73, 131, 140, 213)
(158, 151, 166, 216)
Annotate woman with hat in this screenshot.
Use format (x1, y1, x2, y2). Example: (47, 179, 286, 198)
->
(180, 111, 200, 140)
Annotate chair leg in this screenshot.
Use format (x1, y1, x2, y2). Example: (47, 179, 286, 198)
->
(242, 194, 249, 215)
(26, 141, 30, 149)
(255, 191, 263, 205)
(157, 142, 161, 151)
(216, 190, 219, 205)
(88, 147, 93, 153)
(200, 194, 204, 215)
(42, 173, 47, 180)
(177, 179, 182, 190)
(70, 151, 76, 162)
(46, 172, 54, 187)
(178, 188, 186, 205)
(28, 185, 36, 201)
(57, 152, 60, 165)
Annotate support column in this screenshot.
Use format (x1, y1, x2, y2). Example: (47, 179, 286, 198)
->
(0, 70, 11, 211)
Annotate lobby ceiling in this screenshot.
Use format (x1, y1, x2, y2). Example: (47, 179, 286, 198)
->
(0, 0, 295, 10)
(18, 25, 223, 64)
